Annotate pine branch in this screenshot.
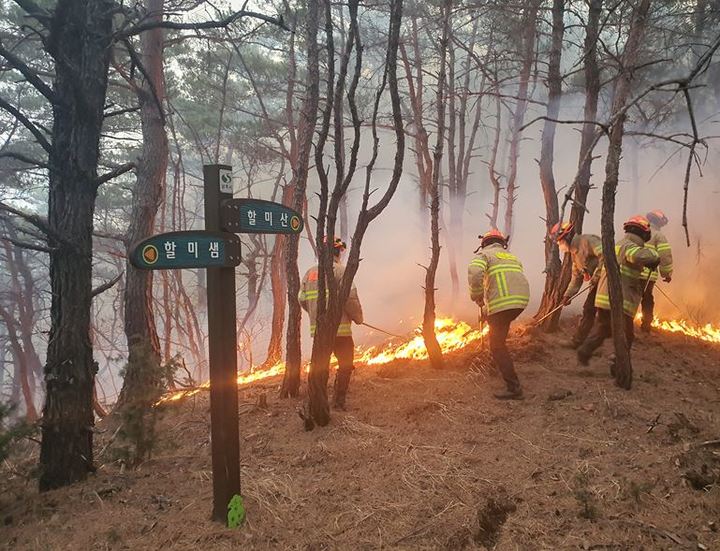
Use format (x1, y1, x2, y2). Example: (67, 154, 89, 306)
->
(0, 97, 51, 154)
(0, 39, 55, 102)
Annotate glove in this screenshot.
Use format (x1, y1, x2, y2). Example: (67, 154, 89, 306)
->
(647, 259, 660, 271)
(663, 275, 672, 283)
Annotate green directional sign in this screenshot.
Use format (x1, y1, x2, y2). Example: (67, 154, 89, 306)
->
(130, 231, 242, 270)
(221, 199, 304, 235)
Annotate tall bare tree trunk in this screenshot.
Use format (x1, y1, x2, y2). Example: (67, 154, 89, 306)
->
(543, 0, 603, 327)
(40, 0, 115, 490)
(601, 0, 651, 390)
(119, 0, 168, 407)
(283, 0, 321, 398)
(503, 0, 540, 239)
(422, 0, 451, 371)
(535, 0, 565, 327)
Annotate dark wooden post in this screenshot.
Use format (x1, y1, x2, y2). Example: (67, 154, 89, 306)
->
(203, 164, 241, 522)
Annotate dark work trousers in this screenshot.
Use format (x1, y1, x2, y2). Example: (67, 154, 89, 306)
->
(572, 285, 598, 347)
(577, 308, 635, 362)
(640, 280, 655, 330)
(333, 336, 355, 370)
(488, 308, 523, 393)
(333, 336, 355, 406)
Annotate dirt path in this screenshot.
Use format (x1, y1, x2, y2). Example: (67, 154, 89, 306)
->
(2, 326, 719, 550)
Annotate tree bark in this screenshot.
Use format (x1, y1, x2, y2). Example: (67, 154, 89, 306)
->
(422, 0, 451, 371)
(40, 0, 115, 490)
(118, 0, 168, 407)
(503, 0, 540, 239)
(535, 0, 565, 328)
(601, 0, 651, 390)
(283, 0, 321, 398)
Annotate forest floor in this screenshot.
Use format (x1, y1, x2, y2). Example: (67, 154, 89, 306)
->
(2, 320, 720, 551)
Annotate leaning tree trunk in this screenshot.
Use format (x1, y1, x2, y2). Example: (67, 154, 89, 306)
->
(0, 304, 37, 421)
(503, 0, 540, 240)
(422, 0, 451, 371)
(40, 0, 115, 491)
(535, 0, 565, 328)
(118, 0, 168, 408)
(600, 0, 651, 390)
(283, 0, 321, 398)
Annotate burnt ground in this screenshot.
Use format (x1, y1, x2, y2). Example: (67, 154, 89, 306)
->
(2, 323, 720, 550)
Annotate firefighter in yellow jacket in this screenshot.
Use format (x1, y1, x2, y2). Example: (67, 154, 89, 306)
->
(299, 238, 363, 409)
(468, 229, 530, 400)
(640, 210, 673, 332)
(577, 216, 659, 365)
(552, 221, 603, 348)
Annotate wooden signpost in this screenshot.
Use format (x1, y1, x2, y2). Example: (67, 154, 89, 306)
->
(130, 164, 303, 524)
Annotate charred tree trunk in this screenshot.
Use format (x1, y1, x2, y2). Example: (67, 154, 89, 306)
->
(601, 0, 651, 390)
(546, 0, 603, 326)
(503, 0, 540, 239)
(422, 0, 451, 371)
(283, 0, 321, 398)
(535, 0, 565, 328)
(40, 0, 115, 490)
(119, 0, 167, 407)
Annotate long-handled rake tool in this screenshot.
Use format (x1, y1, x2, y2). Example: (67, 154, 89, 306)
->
(533, 283, 593, 327)
(361, 322, 405, 340)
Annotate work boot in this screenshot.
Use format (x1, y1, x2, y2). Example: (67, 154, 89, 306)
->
(333, 367, 353, 410)
(493, 387, 524, 400)
(640, 324, 651, 334)
(577, 350, 591, 367)
(609, 354, 617, 378)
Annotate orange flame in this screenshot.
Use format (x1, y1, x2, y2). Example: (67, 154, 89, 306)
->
(155, 315, 718, 405)
(643, 316, 720, 343)
(155, 318, 486, 405)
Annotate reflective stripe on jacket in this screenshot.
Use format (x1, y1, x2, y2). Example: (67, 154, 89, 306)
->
(595, 233, 659, 316)
(468, 243, 530, 315)
(641, 225, 673, 281)
(298, 263, 363, 337)
(565, 234, 603, 298)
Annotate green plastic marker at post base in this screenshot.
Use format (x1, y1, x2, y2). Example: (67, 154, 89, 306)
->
(227, 494, 246, 528)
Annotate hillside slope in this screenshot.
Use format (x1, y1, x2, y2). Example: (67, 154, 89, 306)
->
(2, 325, 720, 550)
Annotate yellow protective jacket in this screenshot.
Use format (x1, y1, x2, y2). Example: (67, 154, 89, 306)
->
(641, 224, 673, 282)
(299, 262, 363, 337)
(595, 233, 659, 316)
(564, 234, 603, 298)
(468, 243, 530, 315)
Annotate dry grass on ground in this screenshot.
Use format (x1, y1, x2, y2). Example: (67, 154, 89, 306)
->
(2, 323, 720, 550)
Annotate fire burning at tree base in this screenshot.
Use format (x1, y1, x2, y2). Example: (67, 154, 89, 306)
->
(155, 315, 719, 406)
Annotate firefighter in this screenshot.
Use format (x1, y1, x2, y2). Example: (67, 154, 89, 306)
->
(299, 237, 363, 410)
(640, 210, 673, 332)
(551, 221, 603, 348)
(576, 216, 660, 366)
(468, 229, 530, 400)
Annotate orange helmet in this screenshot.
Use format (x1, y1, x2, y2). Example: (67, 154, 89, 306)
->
(646, 210, 668, 227)
(623, 215, 651, 233)
(479, 228, 508, 248)
(324, 236, 347, 254)
(550, 221, 575, 243)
